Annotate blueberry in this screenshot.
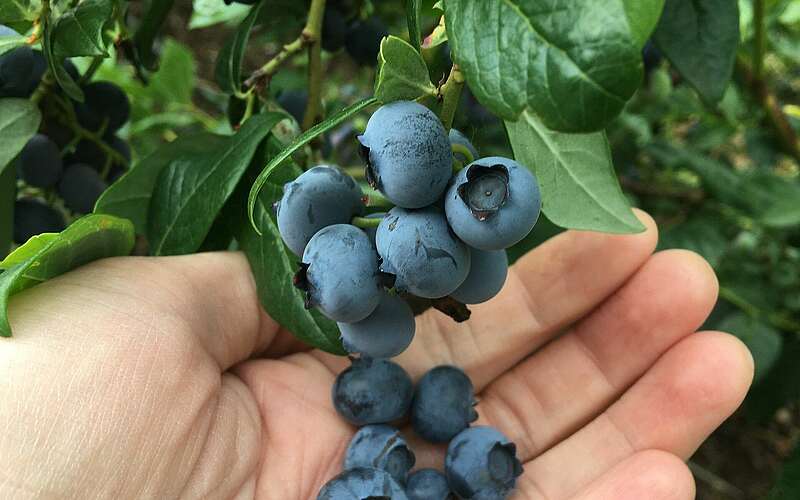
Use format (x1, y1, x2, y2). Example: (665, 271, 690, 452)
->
(296, 224, 382, 323)
(449, 128, 478, 164)
(322, 7, 348, 52)
(339, 292, 415, 359)
(345, 425, 416, 486)
(0, 46, 35, 98)
(18, 134, 63, 188)
(277, 166, 364, 257)
(445, 427, 523, 499)
(345, 17, 387, 66)
(450, 249, 508, 305)
(376, 206, 470, 299)
(75, 81, 130, 133)
(359, 101, 452, 209)
(276, 89, 308, 124)
(13, 198, 66, 244)
(58, 164, 107, 214)
(405, 469, 451, 500)
(106, 135, 131, 183)
(25, 50, 47, 95)
(317, 467, 409, 500)
(411, 365, 478, 443)
(332, 357, 413, 426)
(445, 157, 541, 251)
(66, 139, 106, 170)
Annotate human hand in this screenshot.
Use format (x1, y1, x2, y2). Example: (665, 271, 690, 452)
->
(0, 211, 753, 499)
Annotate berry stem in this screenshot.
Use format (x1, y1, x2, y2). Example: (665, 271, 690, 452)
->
(438, 64, 465, 132)
(451, 143, 474, 164)
(343, 166, 366, 179)
(301, 0, 327, 131)
(362, 187, 394, 209)
(351, 216, 383, 228)
(244, 35, 307, 89)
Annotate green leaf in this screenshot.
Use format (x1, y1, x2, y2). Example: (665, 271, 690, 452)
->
(189, 0, 250, 29)
(94, 132, 228, 235)
(215, 0, 264, 96)
(717, 312, 782, 383)
(238, 184, 346, 355)
(148, 112, 284, 256)
(42, 17, 83, 101)
(444, 0, 643, 133)
(659, 212, 728, 268)
(375, 36, 436, 103)
(746, 335, 800, 422)
(421, 15, 447, 49)
(505, 110, 644, 234)
(770, 445, 800, 500)
(622, 0, 665, 48)
(133, 0, 177, 71)
(405, 0, 422, 52)
(148, 39, 196, 105)
(0, 164, 14, 259)
(0, 214, 135, 337)
(653, 0, 739, 104)
(247, 97, 378, 233)
(52, 0, 112, 58)
(0, 98, 41, 172)
(0, 32, 25, 56)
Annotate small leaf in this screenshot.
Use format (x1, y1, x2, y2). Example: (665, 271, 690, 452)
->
(247, 97, 378, 233)
(622, 0, 665, 48)
(375, 36, 436, 103)
(0, 165, 14, 259)
(215, 0, 264, 96)
(133, 0, 177, 71)
(505, 110, 644, 234)
(718, 312, 783, 383)
(422, 15, 447, 49)
(148, 112, 284, 256)
(0, 98, 41, 172)
(149, 40, 196, 105)
(444, 0, 643, 132)
(43, 17, 83, 101)
(653, 0, 739, 104)
(238, 184, 346, 355)
(94, 132, 228, 235)
(52, 0, 112, 58)
(405, 0, 421, 52)
(0, 214, 135, 337)
(189, 0, 250, 29)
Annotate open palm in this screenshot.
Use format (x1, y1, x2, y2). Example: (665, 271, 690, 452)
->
(0, 211, 752, 500)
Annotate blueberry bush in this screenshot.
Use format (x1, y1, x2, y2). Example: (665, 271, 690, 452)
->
(1, 0, 799, 498)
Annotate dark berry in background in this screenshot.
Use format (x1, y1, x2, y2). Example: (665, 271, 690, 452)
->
(75, 81, 131, 133)
(18, 134, 63, 188)
(344, 425, 416, 486)
(332, 358, 413, 426)
(406, 469, 452, 500)
(445, 427, 523, 499)
(344, 17, 387, 66)
(276, 89, 308, 125)
(13, 199, 66, 244)
(338, 292, 416, 359)
(322, 7, 347, 52)
(0, 45, 35, 98)
(411, 365, 478, 443)
(58, 164, 108, 214)
(317, 467, 408, 500)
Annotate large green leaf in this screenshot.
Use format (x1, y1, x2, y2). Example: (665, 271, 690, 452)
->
(215, 0, 264, 96)
(0, 214, 135, 337)
(0, 98, 41, 172)
(133, 0, 177, 71)
(147, 40, 196, 105)
(444, 0, 643, 132)
(653, 0, 739, 104)
(375, 36, 436, 103)
(148, 112, 284, 256)
(42, 16, 83, 101)
(718, 312, 783, 383)
(239, 184, 346, 355)
(94, 132, 228, 235)
(0, 164, 14, 259)
(248, 97, 378, 232)
(52, 0, 112, 58)
(505, 110, 644, 234)
(622, 0, 666, 48)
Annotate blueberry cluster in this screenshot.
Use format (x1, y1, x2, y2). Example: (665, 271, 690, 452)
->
(2, 25, 131, 244)
(322, 361, 523, 499)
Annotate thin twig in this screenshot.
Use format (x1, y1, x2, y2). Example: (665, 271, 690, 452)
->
(301, 0, 327, 131)
(438, 64, 465, 131)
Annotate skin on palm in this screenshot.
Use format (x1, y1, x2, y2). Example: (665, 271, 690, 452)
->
(0, 211, 753, 500)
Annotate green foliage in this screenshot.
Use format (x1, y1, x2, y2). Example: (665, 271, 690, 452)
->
(0, 214, 135, 337)
(0, 99, 41, 173)
(375, 36, 436, 102)
(0, 166, 13, 259)
(622, 0, 666, 48)
(215, 0, 264, 97)
(52, 0, 111, 58)
(770, 445, 800, 499)
(718, 312, 783, 382)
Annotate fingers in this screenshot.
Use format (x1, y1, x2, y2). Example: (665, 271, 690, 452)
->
(4, 252, 289, 370)
(520, 332, 753, 500)
(477, 250, 719, 460)
(314, 209, 658, 386)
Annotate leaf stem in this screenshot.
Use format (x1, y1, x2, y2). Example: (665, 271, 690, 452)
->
(438, 64, 464, 131)
(362, 186, 393, 208)
(29, 70, 54, 105)
(351, 216, 383, 228)
(301, 0, 327, 131)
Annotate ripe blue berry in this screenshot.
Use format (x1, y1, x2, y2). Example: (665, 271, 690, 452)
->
(345, 425, 416, 486)
(445, 427, 523, 499)
(0, 45, 35, 98)
(344, 17, 387, 66)
(75, 81, 131, 133)
(296, 224, 382, 323)
(332, 358, 413, 426)
(376, 206, 470, 299)
(338, 293, 415, 359)
(445, 157, 541, 251)
(411, 365, 478, 443)
(277, 166, 364, 257)
(450, 249, 508, 304)
(13, 198, 66, 244)
(322, 7, 348, 52)
(359, 101, 451, 208)
(406, 469, 451, 500)
(58, 164, 107, 214)
(317, 467, 408, 500)
(18, 134, 63, 188)
(449, 128, 478, 164)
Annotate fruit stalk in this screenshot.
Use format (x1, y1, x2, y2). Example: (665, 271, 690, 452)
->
(301, 0, 327, 130)
(439, 64, 464, 132)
